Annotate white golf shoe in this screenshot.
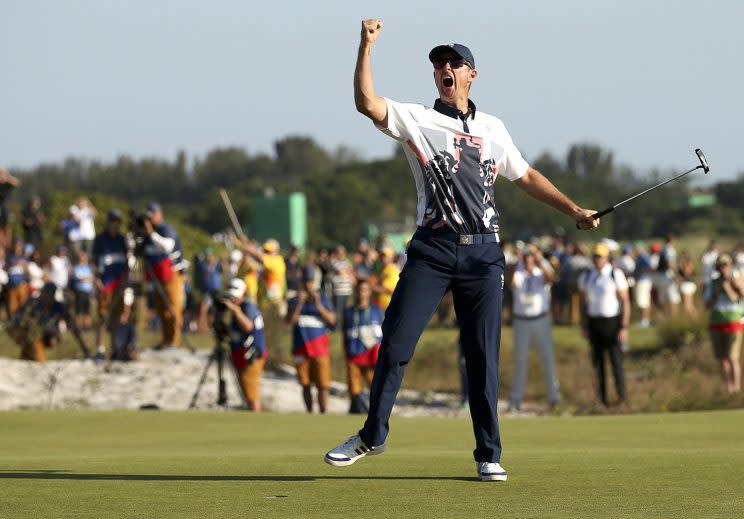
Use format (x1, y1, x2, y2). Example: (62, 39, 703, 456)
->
(324, 434, 385, 467)
(476, 462, 508, 481)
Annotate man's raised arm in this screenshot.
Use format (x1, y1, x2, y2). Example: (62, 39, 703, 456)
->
(354, 19, 388, 126)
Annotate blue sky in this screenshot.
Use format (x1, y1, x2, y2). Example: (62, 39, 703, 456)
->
(1, 0, 741, 183)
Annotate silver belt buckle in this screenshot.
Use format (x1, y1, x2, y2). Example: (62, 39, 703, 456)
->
(459, 234, 473, 245)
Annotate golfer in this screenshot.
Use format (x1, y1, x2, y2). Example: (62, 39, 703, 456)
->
(324, 19, 599, 481)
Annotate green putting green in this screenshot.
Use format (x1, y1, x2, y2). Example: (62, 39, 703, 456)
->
(1, 410, 742, 518)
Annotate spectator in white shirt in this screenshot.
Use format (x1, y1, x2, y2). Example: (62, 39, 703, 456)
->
(47, 245, 71, 291)
(27, 249, 45, 296)
(508, 245, 560, 411)
(70, 197, 97, 259)
(700, 240, 719, 295)
(579, 243, 631, 406)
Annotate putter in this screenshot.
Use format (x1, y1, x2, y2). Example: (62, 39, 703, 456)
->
(577, 148, 710, 229)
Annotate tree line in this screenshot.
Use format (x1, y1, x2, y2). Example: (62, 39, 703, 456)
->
(9, 136, 744, 249)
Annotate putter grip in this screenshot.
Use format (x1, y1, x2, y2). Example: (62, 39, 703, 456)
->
(575, 206, 615, 229)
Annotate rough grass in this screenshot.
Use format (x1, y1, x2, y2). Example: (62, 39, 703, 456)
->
(1, 410, 743, 519)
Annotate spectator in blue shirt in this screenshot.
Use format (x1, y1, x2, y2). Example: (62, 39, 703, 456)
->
(196, 247, 223, 332)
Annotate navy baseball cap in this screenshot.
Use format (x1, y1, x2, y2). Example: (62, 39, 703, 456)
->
(429, 43, 475, 68)
(146, 201, 162, 216)
(107, 209, 122, 221)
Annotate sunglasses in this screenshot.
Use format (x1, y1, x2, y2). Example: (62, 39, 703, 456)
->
(433, 58, 470, 70)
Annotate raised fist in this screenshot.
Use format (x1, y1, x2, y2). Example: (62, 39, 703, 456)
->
(361, 19, 383, 44)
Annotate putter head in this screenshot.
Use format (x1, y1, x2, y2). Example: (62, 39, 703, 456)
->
(695, 148, 710, 174)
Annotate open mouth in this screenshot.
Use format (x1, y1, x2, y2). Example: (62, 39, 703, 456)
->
(443, 76, 454, 88)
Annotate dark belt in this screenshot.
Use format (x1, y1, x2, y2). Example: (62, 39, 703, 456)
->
(415, 227, 500, 245)
(513, 312, 548, 321)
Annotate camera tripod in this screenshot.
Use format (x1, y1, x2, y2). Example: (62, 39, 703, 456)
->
(188, 316, 248, 409)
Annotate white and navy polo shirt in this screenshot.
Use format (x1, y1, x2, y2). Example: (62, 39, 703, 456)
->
(578, 264, 629, 318)
(377, 97, 529, 234)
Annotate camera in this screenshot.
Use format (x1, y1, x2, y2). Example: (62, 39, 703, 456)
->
(208, 289, 230, 340)
(128, 209, 150, 239)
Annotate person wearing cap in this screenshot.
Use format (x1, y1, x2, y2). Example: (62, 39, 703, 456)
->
(7, 282, 90, 362)
(259, 238, 287, 308)
(343, 278, 384, 414)
(372, 247, 400, 311)
(578, 243, 630, 406)
(286, 265, 336, 413)
(222, 278, 267, 411)
(508, 245, 560, 412)
(704, 254, 744, 393)
(325, 20, 600, 481)
(232, 234, 287, 368)
(92, 209, 129, 359)
(6, 239, 30, 316)
(142, 201, 185, 348)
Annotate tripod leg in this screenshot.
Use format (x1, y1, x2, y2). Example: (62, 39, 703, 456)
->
(216, 345, 227, 406)
(188, 351, 216, 409)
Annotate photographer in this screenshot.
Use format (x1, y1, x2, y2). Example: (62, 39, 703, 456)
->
(92, 209, 129, 358)
(286, 265, 336, 413)
(343, 279, 383, 414)
(7, 282, 90, 362)
(705, 254, 744, 393)
(141, 201, 185, 349)
(222, 278, 266, 411)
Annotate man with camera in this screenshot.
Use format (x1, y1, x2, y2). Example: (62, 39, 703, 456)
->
(286, 265, 336, 413)
(343, 279, 383, 414)
(221, 278, 267, 411)
(141, 201, 185, 349)
(92, 209, 129, 359)
(705, 254, 744, 393)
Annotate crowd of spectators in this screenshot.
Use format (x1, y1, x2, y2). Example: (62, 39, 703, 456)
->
(0, 166, 741, 408)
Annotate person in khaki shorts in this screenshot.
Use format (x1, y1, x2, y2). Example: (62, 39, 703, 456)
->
(286, 266, 336, 413)
(705, 254, 744, 393)
(223, 278, 267, 411)
(141, 202, 185, 348)
(343, 279, 383, 413)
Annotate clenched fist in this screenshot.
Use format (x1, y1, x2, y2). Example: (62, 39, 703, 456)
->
(361, 19, 383, 44)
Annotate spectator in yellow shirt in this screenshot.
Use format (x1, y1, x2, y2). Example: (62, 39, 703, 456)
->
(374, 247, 400, 311)
(259, 239, 287, 306)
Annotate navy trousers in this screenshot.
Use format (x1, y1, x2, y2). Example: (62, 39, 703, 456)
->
(359, 229, 505, 462)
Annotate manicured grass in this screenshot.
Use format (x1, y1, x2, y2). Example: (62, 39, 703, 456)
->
(1, 410, 743, 518)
